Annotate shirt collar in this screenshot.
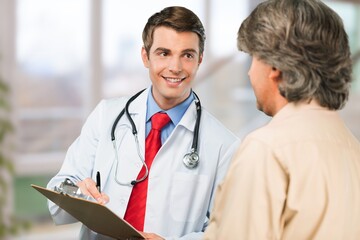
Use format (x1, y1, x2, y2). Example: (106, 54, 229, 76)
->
(272, 100, 328, 123)
(146, 87, 194, 126)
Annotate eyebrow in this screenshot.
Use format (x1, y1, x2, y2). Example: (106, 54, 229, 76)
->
(153, 47, 199, 55)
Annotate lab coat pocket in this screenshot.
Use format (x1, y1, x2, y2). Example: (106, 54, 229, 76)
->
(170, 172, 210, 222)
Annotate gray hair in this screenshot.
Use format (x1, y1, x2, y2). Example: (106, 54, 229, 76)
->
(238, 0, 352, 110)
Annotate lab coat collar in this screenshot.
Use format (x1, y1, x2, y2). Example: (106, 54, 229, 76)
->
(127, 87, 150, 115)
(126, 88, 149, 154)
(128, 87, 197, 134)
(177, 101, 197, 133)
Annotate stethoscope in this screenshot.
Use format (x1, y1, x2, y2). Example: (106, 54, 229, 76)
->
(111, 88, 201, 186)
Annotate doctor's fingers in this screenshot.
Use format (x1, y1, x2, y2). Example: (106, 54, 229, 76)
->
(77, 178, 109, 205)
(77, 178, 99, 198)
(100, 192, 110, 204)
(139, 232, 164, 240)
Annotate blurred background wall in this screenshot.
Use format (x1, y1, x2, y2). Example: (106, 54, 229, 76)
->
(0, 0, 359, 239)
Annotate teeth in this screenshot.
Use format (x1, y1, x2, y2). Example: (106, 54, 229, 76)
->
(166, 77, 183, 83)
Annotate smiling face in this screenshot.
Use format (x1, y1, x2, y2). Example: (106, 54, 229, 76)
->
(141, 26, 203, 110)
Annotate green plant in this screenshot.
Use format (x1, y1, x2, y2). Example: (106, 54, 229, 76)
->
(0, 75, 29, 237)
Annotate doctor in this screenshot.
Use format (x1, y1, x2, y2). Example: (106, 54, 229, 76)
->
(47, 6, 238, 240)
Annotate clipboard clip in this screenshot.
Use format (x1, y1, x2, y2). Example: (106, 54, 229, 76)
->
(54, 178, 94, 201)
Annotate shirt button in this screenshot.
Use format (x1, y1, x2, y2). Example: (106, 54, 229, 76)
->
(120, 198, 125, 205)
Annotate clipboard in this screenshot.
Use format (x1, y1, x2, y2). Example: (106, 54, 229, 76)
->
(31, 184, 145, 240)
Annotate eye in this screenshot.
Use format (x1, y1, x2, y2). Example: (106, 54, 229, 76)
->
(159, 51, 168, 57)
(184, 53, 194, 59)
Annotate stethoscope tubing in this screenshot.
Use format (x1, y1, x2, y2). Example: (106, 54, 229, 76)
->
(111, 88, 201, 186)
(111, 88, 146, 141)
(191, 91, 201, 152)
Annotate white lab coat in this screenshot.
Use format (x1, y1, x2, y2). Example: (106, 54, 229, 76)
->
(47, 88, 238, 240)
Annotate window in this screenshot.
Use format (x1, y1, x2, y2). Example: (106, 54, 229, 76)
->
(15, 0, 90, 174)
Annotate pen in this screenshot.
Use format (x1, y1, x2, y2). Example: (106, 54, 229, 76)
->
(96, 171, 101, 193)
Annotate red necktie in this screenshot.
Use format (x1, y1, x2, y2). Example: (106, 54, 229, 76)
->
(124, 112, 171, 231)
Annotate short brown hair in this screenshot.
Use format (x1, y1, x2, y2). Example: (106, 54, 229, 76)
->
(142, 6, 206, 57)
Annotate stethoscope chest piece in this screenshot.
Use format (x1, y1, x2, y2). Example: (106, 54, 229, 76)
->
(183, 150, 199, 169)
(111, 89, 202, 185)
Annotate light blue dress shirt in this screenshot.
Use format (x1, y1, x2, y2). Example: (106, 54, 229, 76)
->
(146, 87, 194, 144)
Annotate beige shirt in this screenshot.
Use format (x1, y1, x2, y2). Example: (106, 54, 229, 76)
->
(204, 101, 360, 240)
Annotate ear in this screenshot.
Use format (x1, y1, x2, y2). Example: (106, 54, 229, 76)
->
(269, 67, 281, 83)
(141, 47, 149, 68)
(198, 54, 203, 66)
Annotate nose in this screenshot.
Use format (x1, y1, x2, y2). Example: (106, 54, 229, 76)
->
(168, 57, 182, 73)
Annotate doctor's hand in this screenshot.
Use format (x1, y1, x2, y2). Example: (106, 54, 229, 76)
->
(76, 178, 109, 205)
(139, 232, 164, 240)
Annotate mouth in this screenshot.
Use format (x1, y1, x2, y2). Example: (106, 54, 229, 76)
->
(163, 77, 186, 83)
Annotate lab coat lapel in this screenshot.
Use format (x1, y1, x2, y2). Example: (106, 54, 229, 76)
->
(96, 98, 137, 186)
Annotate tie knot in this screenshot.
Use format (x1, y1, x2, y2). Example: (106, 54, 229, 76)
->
(151, 112, 171, 130)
